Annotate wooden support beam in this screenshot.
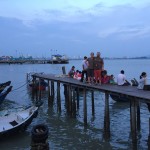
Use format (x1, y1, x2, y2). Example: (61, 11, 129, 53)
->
(51, 81, 55, 102)
(48, 80, 51, 106)
(137, 100, 141, 131)
(68, 85, 72, 116)
(76, 87, 79, 109)
(103, 92, 110, 140)
(57, 81, 61, 112)
(83, 88, 87, 126)
(130, 99, 137, 149)
(91, 90, 95, 116)
(31, 77, 36, 100)
(72, 88, 76, 118)
(148, 118, 150, 150)
(38, 79, 41, 101)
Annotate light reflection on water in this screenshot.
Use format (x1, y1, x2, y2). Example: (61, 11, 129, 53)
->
(0, 60, 150, 150)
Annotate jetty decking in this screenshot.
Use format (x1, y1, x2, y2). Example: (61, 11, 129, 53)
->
(31, 73, 150, 150)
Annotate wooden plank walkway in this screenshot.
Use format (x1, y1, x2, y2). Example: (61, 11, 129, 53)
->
(31, 73, 150, 150)
(32, 73, 150, 102)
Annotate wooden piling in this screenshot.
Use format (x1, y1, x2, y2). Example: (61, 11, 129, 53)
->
(83, 88, 87, 126)
(91, 90, 95, 116)
(51, 81, 55, 102)
(72, 88, 76, 118)
(57, 81, 61, 112)
(48, 81, 51, 106)
(130, 99, 137, 149)
(137, 100, 141, 131)
(39, 79, 41, 101)
(103, 92, 110, 140)
(76, 87, 79, 109)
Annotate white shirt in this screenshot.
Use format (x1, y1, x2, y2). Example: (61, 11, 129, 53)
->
(117, 73, 126, 85)
(82, 60, 88, 70)
(137, 77, 147, 89)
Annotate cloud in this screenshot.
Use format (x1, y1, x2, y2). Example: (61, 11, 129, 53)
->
(98, 25, 150, 39)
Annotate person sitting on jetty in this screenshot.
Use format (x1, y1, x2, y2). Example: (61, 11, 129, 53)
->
(117, 70, 130, 86)
(80, 56, 88, 82)
(109, 74, 116, 84)
(74, 71, 82, 80)
(68, 66, 75, 78)
(74, 70, 79, 78)
(101, 70, 110, 84)
(137, 72, 147, 89)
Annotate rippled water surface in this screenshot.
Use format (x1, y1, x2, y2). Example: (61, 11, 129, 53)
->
(0, 59, 150, 150)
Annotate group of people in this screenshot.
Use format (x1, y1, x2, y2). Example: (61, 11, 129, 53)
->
(68, 51, 148, 90)
(68, 52, 113, 85)
(116, 70, 147, 90)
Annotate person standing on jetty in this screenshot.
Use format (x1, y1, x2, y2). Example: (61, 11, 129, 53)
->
(87, 52, 94, 84)
(94, 52, 104, 85)
(80, 56, 88, 82)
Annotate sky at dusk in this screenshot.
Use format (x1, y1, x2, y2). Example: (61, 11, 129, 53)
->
(0, 0, 150, 58)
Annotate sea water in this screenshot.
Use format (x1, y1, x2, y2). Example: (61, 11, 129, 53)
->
(0, 59, 150, 150)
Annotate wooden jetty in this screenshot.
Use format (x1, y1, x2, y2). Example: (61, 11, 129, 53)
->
(0, 59, 48, 64)
(30, 73, 150, 150)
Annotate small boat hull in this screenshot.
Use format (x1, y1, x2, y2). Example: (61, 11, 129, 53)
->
(0, 86, 13, 105)
(110, 94, 129, 102)
(0, 81, 11, 93)
(0, 106, 38, 138)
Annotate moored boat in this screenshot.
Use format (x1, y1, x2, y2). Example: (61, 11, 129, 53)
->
(110, 93, 129, 102)
(0, 106, 38, 137)
(29, 79, 48, 91)
(27, 72, 48, 91)
(47, 54, 69, 64)
(0, 86, 13, 105)
(0, 81, 11, 93)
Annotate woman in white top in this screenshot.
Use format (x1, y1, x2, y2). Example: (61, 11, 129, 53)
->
(137, 72, 147, 89)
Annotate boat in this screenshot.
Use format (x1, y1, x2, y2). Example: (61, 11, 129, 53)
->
(0, 86, 13, 105)
(110, 93, 129, 102)
(0, 81, 11, 93)
(27, 72, 48, 91)
(29, 79, 48, 91)
(47, 54, 69, 64)
(0, 106, 38, 137)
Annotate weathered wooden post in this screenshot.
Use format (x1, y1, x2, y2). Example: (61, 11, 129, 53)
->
(136, 100, 141, 131)
(103, 92, 110, 140)
(72, 87, 76, 118)
(130, 98, 137, 150)
(69, 85, 73, 116)
(57, 81, 61, 112)
(148, 118, 150, 150)
(51, 81, 55, 102)
(67, 84, 72, 115)
(91, 90, 95, 116)
(65, 84, 69, 113)
(83, 88, 87, 126)
(62, 66, 66, 75)
(39, 79, 42, 101)
(31, 76, 36, 100)
(76, 87, 79, 109)
(47, 80, 51, 106)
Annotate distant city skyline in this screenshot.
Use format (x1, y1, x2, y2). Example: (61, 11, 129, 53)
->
(0, 0, 150, 58)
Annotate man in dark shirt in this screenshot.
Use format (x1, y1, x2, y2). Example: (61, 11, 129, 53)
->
(87, 52, 94, 84)
(94, 52, 104, 84)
